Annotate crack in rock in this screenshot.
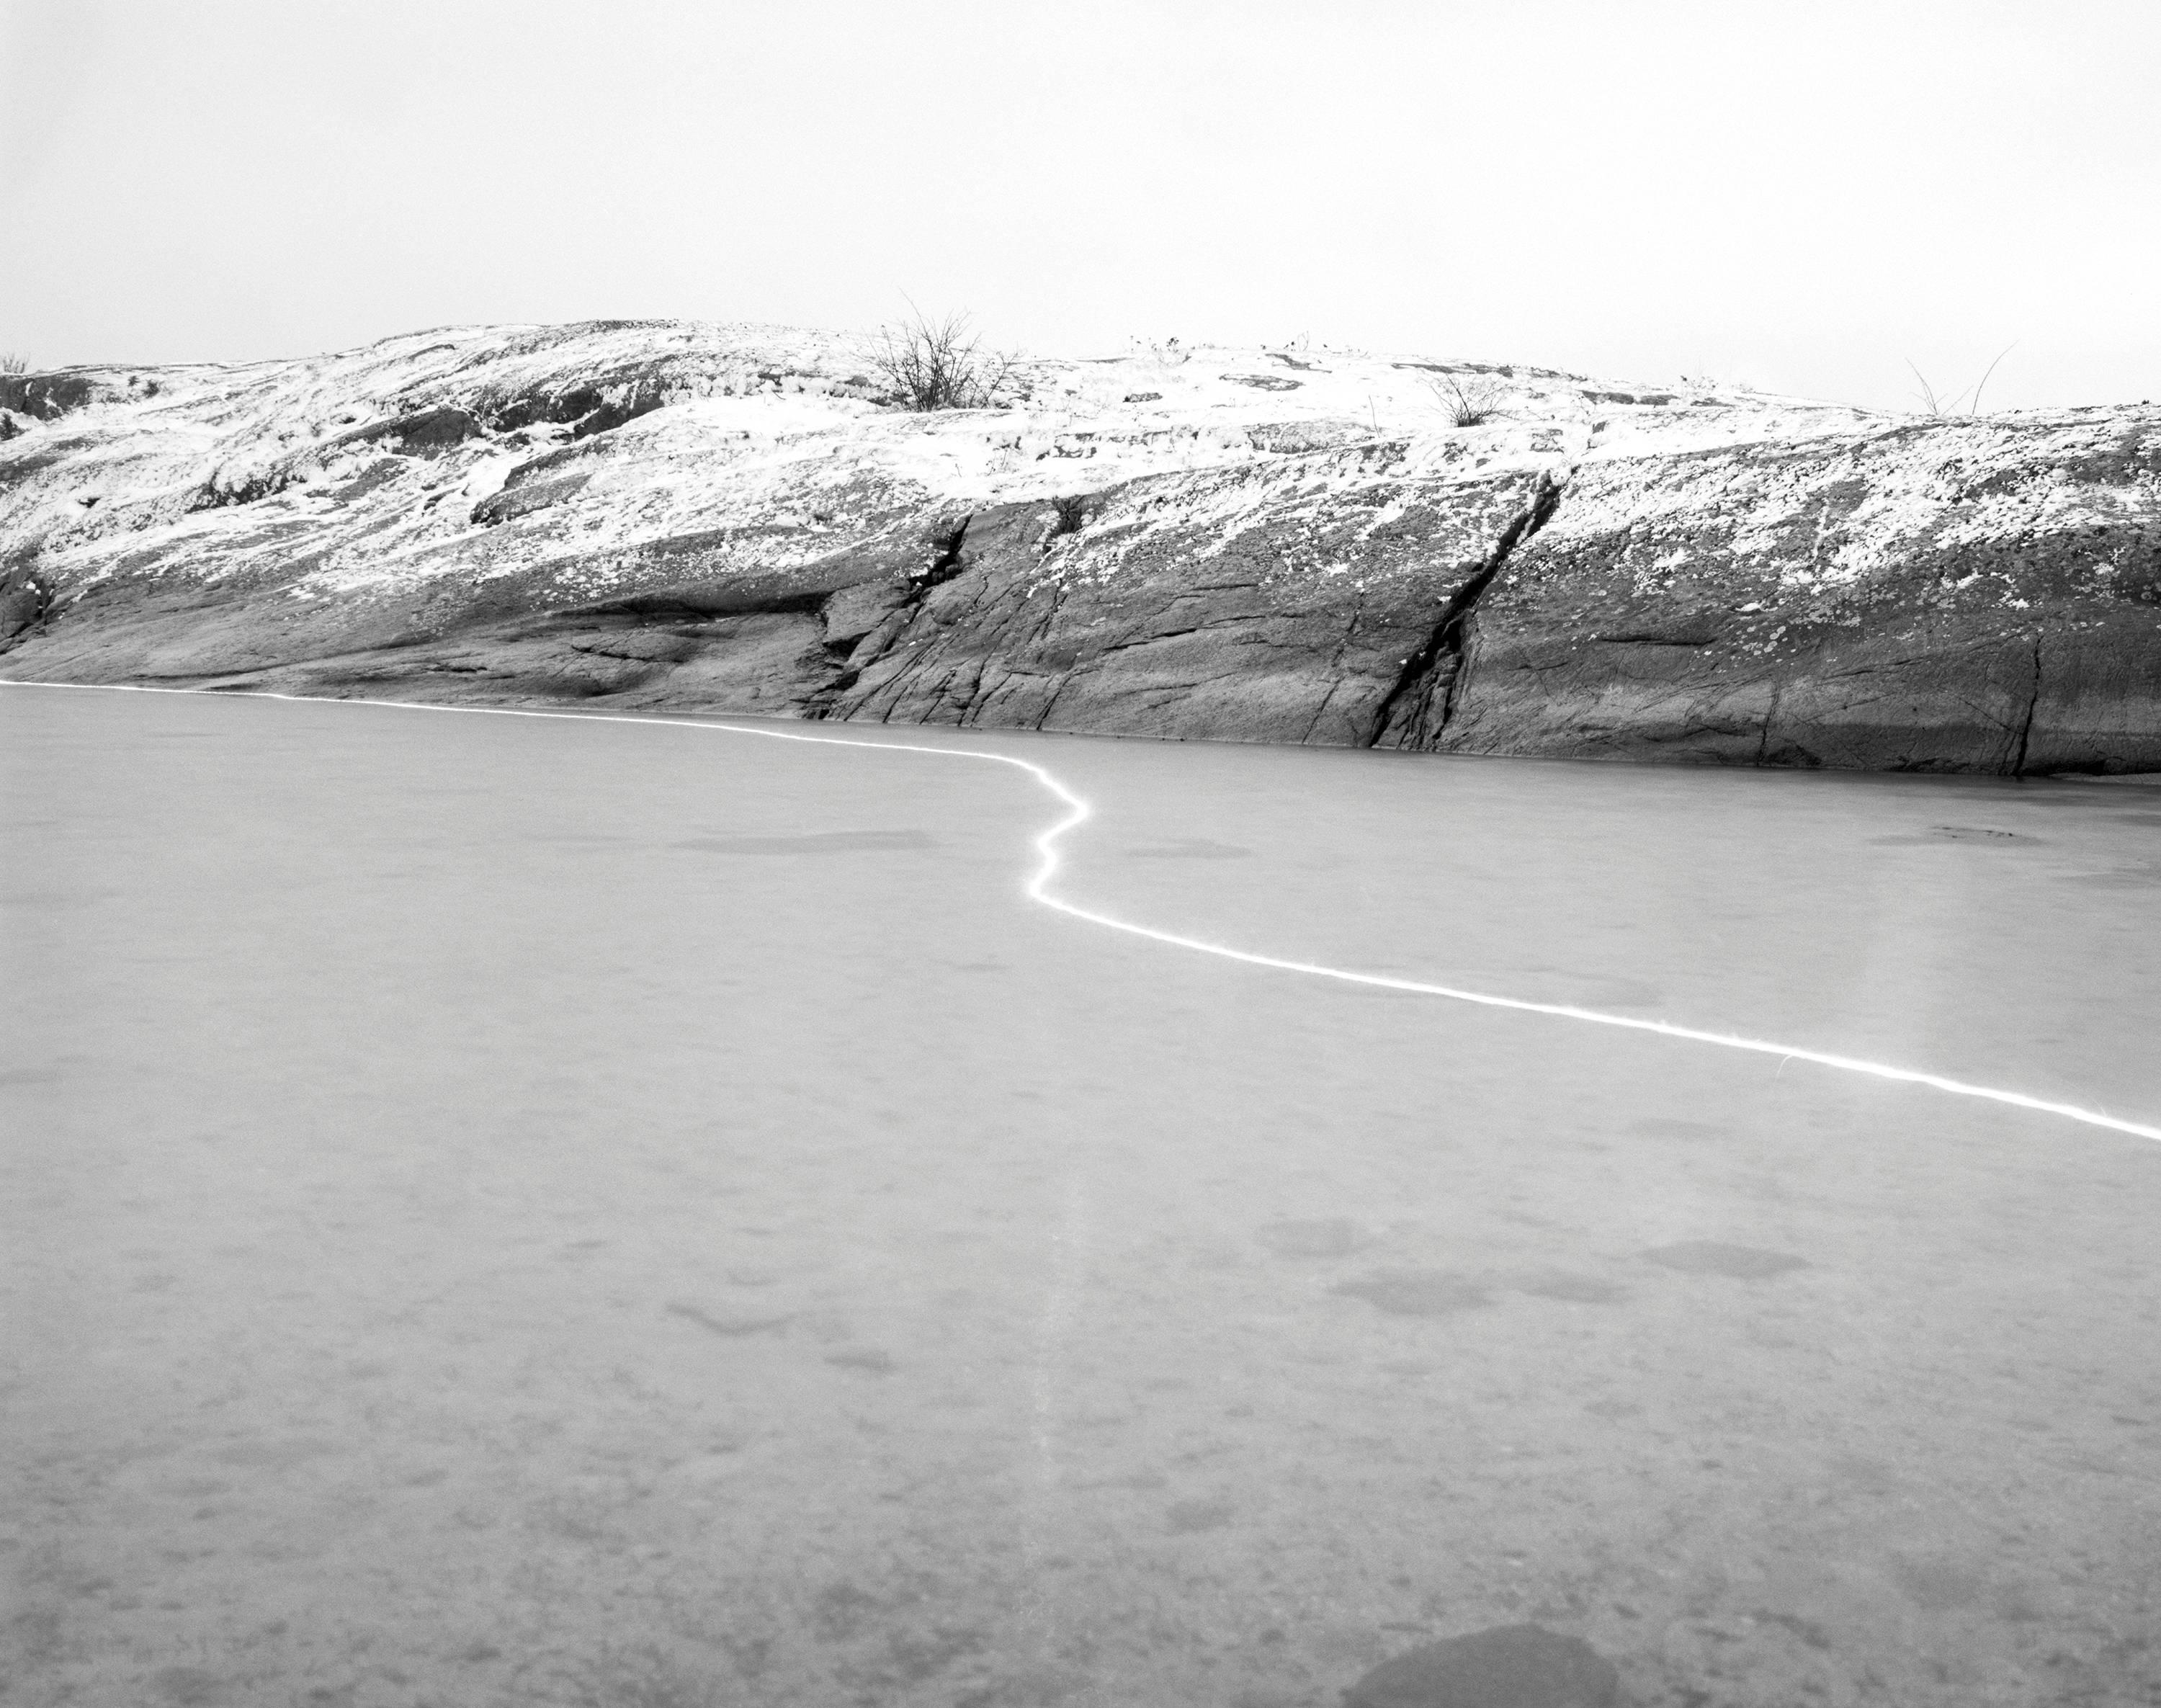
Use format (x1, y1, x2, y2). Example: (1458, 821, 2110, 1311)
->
(1366, 470, 1565, 749)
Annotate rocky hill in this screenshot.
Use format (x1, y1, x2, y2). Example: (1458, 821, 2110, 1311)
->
(2, 320, 2155, 772)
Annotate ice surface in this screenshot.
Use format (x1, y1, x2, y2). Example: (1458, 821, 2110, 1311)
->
(4, 685, 2158, 1706)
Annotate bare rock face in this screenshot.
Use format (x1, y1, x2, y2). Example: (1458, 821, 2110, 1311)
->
(1343, 1624, 1622, 1708)
(1, 319, 2154, 772)
(1436, 421, 2161, 772)
(0, 563, 48, 640)
(818, 464, 1555, 746)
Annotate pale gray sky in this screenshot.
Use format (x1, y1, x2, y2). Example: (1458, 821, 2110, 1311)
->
(4, 0, 2157, 411)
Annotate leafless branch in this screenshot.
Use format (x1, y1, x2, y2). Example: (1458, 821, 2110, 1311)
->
(1905, 360, 1969, 416)
(1968, 343, 2016, 416)
(1907, 345, 2015, 417)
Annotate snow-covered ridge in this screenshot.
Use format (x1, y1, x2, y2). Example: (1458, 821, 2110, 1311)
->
(3, 320, 2154, 775)
(0, 318, 1879, 606)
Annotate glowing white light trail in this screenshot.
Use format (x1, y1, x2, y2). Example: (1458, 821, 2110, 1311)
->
(8, 679, 2158, 1144)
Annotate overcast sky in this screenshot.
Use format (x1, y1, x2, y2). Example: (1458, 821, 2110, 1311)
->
(4, 0, 2157, 411)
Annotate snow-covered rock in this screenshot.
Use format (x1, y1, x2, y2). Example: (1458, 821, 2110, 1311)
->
(1, 319, 2154, 772)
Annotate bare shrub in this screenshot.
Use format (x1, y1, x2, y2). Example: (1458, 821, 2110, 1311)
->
(0, 353, 28, 375)
(872, 308, 1011, 411)
(1427, 372, 1506, 426)
(1905, 344, 2015, 417)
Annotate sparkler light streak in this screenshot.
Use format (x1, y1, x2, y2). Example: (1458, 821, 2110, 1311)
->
(9, 679, 2160, 1144)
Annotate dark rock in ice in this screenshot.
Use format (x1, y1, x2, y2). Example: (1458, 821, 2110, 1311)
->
(664, 1301, 793, 1335)
(1343, 1624, 1621, 1708)
(1642, 1240, 1807, 1279)
(1127, 838, 1253, 859)
(674, 828, 934, 855)
(148, 1668, 222, 1707)
(1260, 1217, 1365, 1258)
(1868, 823, 2041, 846)
(1332, 1269, 1492, 1316)
(1165, 1498, 1235, 1534)
(1514, 1271, 1627, 1303)
(1624, 1118, 1727, 1141)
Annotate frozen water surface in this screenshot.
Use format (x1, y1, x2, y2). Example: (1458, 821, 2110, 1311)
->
(3, 684, 2157, 1707)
